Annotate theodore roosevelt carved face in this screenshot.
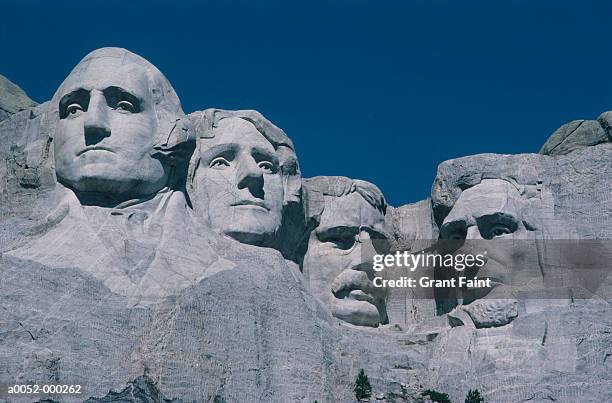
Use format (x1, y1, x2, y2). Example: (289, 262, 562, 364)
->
(302, 177, 390, 327)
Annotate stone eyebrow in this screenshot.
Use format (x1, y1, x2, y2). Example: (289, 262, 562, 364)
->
(102, 86, 142, 111)
(199, 143, 238, 161)
(58, 88, 90, 118)
(316, 225, 358, 237)
(251, 146, 279, 164)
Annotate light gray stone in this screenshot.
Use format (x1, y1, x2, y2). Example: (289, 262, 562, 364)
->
(462, 298, 518, 328)
(385, 199, 437, 253)
(49, 47, 194, 205)
(382, 200, 439, 329)
(0, 48, 415, 403)
(3, 46, 612, 403)
(427, 145, 612, 402)
(302, 176, 390, 327)
(540, 119, 608, 156)
(188, 108, 304, 261)
(0, 74, 37, 122)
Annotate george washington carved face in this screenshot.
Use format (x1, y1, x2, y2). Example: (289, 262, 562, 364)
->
(52, 48, 191, 204)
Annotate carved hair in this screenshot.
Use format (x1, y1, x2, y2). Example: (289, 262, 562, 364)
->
(302, 176, 387, 222)
(46, 47, 195, 164)
(190, 108, 302, 206)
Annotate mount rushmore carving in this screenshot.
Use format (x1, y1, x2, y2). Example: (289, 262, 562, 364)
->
(2, 48, 612, 402)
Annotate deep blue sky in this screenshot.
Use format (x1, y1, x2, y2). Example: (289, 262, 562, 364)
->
(2, 1, 611, 206)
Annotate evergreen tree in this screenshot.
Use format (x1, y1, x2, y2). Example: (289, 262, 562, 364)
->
(354, 369, 372, 401)
(422, 389, 452, 403)
(465, 389, 484, 403)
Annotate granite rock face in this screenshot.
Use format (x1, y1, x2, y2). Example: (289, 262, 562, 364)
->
(0, 74, 37, 122)
(428, 144, 612, 402)
(2, 47, 612, 403)
(539, 111, 612, 156)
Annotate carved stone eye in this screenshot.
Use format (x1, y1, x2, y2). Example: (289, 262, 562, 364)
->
(66, 103, 84, 116)
(210, 157, 230, 169)
(476, 213, 518, 240)
(116, 100, 135, 112)
(318, 228, 357, 251)
(258, 161, 274, 173)
(330, 236, 356, 250)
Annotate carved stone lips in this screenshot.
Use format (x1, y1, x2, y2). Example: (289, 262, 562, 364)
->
(333, 283, 376, 305)
(230, 200, 269, 210)
(77, 145, 115, 156)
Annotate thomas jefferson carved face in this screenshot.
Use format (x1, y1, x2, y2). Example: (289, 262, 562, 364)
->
(303, 192, 389, 327)
(195, 117, 284, 244)
(54, 56, 168, 201)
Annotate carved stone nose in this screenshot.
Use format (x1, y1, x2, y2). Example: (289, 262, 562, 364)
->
(236, 159, 264, 199)
(84, 92, 110, 145)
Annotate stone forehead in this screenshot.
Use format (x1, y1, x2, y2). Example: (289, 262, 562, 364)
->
(318, 192, 385, 231)
(443, 179, 525, 224)
(215, 117, 261, 137)
(193, 108, 296, 152)
(431, 152, 547, 226)
(58, 61, 150, 101)
(204, 117, 276, 151)
(459, 179, 521, 199)
(51, 48, 182, 112)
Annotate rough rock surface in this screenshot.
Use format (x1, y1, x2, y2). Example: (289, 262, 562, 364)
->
(2, 49, 612, 403)
(428, 144, 612, 402)
(84, 376, 177, 402)
(432, 144, 612, 239)
(385, 199, 437, 252)
(539, 111, 612, 156)
(0, 75, 37, 122)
